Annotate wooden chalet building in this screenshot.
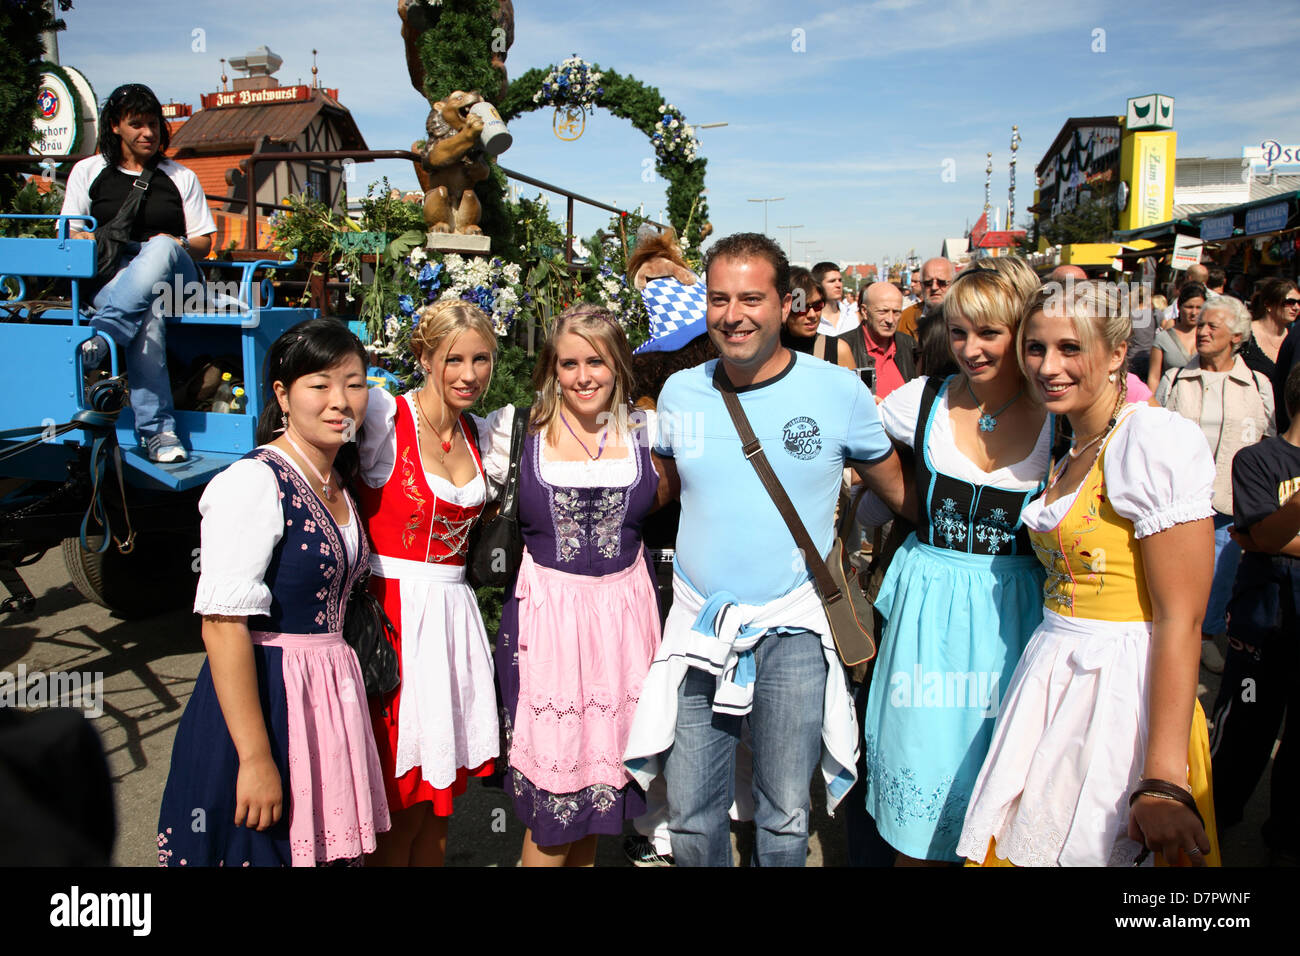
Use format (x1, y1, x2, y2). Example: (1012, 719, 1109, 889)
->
(164, 46, 368, 249)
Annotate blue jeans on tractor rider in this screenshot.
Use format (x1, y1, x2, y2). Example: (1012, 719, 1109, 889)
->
(90, 235, 198, 443)
(664, 629, 827, 866)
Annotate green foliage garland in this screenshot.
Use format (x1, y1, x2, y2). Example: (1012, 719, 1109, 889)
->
(500, 63, 710, 249)
(0, 0, 73, 202)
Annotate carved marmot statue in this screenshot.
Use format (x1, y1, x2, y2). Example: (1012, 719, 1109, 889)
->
(413, 90, 490, 235)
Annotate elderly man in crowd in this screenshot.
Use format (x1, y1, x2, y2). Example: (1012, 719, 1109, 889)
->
(839, 280, 916, 400)
(897, 257, 954, 338)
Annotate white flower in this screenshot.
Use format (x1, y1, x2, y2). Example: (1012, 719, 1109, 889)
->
(409, 246, 427, 264)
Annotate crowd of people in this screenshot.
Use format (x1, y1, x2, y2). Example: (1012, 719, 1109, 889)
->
(88, 81, 1292, 867)
(144, 222, 1300, 868)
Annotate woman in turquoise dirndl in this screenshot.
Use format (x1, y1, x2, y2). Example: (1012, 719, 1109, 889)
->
(861, 261, 1053, 864)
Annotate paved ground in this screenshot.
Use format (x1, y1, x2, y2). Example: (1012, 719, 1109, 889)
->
(0, 547, 1278, 867)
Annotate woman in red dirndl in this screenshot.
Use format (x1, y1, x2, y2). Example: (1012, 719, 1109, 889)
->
(357, 300, 506, 866)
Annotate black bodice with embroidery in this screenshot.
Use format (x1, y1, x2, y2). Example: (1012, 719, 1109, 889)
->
(912, 377, 1044, 557)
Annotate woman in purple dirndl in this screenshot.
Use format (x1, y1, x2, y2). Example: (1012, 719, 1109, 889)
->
(490, 305, 665, 866)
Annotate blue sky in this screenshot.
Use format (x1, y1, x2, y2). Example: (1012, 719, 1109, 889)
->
(52, 0, 1300, 268)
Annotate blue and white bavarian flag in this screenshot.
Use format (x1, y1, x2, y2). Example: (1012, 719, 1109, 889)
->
(635, 277, 708, 354)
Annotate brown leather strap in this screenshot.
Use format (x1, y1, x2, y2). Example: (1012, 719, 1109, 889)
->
(712, 363, 844, 606)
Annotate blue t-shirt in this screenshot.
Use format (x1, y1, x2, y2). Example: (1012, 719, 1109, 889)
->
(655, 351, 893, 604)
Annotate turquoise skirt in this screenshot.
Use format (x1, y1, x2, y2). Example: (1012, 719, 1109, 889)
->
(862, 533, 1044, 862)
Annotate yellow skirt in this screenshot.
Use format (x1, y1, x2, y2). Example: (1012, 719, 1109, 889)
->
(967, 700, 1221, 867)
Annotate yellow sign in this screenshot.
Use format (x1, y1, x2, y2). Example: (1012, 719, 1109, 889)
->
(553, 107, 585, 141)
(1118, 129, 1176, 231)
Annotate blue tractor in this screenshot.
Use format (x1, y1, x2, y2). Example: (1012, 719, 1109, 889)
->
(0, 213, 316, 617)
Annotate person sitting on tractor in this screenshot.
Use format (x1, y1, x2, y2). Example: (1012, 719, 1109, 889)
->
(60, 83, 216, 463)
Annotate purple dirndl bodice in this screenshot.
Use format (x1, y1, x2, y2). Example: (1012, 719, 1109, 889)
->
(516, 429, 658, 575)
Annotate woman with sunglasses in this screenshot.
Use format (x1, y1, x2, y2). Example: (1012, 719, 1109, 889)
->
(59, 83, 216, 463)
(781, 267, 853, 367)
(1241, 278, 1300, 378)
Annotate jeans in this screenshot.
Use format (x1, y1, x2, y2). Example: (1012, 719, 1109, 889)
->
(91, 235, 199, 441)
(664, 629, 827, 866)
(1205, 512, 1241, 636)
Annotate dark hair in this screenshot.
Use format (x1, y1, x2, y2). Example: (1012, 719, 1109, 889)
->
(1286, 363, 1300, 419)
(1206, 265, 1226, 290)
(631, 333, 719, 404)
(703, 232, 791, 300)
(257, 318, 370, 480)
(789, 266, 819, 308)
(99, 84, 170, 164)
(1177, 282, 1207, 307)
(1250, 277, 1299, 319)
(810, 261, 840, 283)
(915, 310, 957, 379)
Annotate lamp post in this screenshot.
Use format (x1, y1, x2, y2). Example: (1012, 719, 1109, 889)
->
(775, 224, 803, 258)
(795, 239, 818, 267)
(747, 197, 784, 237)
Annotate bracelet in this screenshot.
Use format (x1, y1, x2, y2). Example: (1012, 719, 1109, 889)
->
(1128, 778, 1205, 829)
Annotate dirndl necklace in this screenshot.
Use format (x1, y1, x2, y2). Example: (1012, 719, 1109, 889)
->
(283, 431, 335, 501)
(559, 409, 608, 460)
(966, 378, 1023, 432)
(414, 391, 456, 461)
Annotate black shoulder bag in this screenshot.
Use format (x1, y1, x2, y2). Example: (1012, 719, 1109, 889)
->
(91, 157, 161, 285)
(342, 566, 400, 698)
(467, 407, 529, 588)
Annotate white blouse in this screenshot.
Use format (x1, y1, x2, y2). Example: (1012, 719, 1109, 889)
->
(879, 375, 1052, 491)
(481, 405, 659, 489)
(358, 388, 511, 506)
(193, 451, 359, 617)
(1020, 404, 1215, 539)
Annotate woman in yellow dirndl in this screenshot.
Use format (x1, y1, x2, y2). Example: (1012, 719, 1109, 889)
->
(958, 282, 1221, 867)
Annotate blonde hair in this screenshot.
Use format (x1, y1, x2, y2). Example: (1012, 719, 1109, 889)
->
(531, 303, 637, 444)
(944, 264, 1038, 335)
(1016, 280, 1131, 387)
(967, 256, 1041, 305)
(409, 299, 498, 422)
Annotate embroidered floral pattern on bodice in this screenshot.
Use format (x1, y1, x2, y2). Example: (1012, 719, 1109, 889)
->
(398, 447, 428, 551)
(548, 486, 630, 563)
(932, 497, 968, 548)
(974, 506, 1016, 555)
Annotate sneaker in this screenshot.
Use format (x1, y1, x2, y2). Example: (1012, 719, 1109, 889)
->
(1200, 637, 1226, 674)
(146, 432, 188, 464)
(80, 334, 111, 369)
(623, 835, 673, 868)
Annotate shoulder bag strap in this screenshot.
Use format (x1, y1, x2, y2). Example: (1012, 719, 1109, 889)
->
(498, 406, 530, 521)
(711, 364, 843, 604)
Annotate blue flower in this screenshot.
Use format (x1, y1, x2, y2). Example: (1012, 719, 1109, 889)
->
(398, 294, 415, 315)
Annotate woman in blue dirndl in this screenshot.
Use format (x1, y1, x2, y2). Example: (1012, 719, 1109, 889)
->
(861, 263, 1052, 864)
(156, 320, 389, 866)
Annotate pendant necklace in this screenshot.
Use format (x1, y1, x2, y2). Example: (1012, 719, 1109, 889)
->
(415, 391, 456, 462)
(967, 379, 1022, 432)
(283, 431, 334, 501)
(559, 409, 608, 460)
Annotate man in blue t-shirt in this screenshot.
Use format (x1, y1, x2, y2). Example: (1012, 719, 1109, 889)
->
(644, 232, 907, 867)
